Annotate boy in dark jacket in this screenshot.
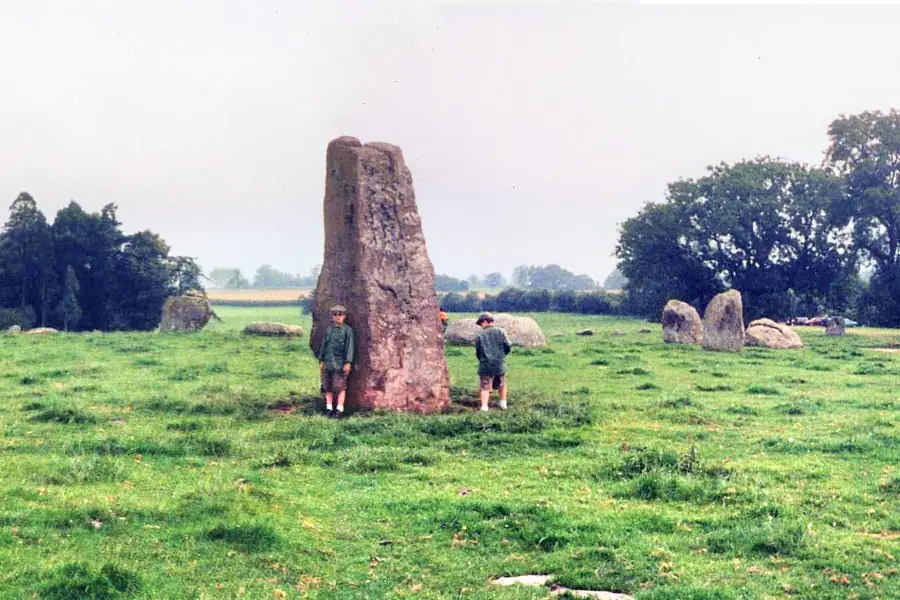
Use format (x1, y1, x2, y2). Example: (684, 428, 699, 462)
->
(317, 305, 355, 418)
(474, 312, 512, 412)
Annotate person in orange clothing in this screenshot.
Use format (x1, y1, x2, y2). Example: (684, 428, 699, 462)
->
(439, 310, 449, 333)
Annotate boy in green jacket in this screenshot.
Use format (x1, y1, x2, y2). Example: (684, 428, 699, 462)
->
(317, 305, 355, 418)
(474, 312, 512, 412)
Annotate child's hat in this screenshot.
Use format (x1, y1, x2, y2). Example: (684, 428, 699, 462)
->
(475, 312, 494, 325)
(329, 304, 347, 314)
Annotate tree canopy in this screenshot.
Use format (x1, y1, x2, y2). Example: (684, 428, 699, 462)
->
(0, 195, 202, 331)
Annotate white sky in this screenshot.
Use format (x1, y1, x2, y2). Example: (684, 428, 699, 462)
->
(2, 1, 899, 283)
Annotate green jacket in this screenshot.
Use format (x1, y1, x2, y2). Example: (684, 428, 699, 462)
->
(475, 326, 512, 376)
(317, 324, 355, 373)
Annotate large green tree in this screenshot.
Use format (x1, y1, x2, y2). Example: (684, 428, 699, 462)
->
(0, 193, 56, 326)
(826, 109, 900, 325)
(617, 159, 854, 320)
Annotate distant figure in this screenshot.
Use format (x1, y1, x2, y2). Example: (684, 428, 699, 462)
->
(317, 304, 355, 418)
(474, 312, 512, 412)
(439, 310, 449, 334)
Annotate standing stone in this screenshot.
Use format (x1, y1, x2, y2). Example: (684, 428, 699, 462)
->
(159, 293, 213, 332)
(825, 316, 846, 337)
(702, 290, 744, 352)
(661, 299, 703, 344)
(309, 136, 450, 413)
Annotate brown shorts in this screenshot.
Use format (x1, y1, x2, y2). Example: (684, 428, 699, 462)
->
(479, 375, 506, 391)
(321, 371, 347, 393)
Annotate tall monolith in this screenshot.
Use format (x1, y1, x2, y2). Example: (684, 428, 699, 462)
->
(309, 136, 451, 413)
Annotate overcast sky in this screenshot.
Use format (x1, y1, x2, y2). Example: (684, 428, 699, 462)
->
(2, 1, 899, 284)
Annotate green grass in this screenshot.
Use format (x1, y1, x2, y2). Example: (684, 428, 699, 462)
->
(0, 307, 898, 599)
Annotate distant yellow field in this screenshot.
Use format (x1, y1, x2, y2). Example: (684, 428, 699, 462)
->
(206, 288, 311, 302)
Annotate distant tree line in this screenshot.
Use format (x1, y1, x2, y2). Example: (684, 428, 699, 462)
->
(0, 193, 202, 331)
(438, 289, 621, 315)
(207, 264, 320, 289)
(434, 265, 596, 293)
(616, 109, 900, 326)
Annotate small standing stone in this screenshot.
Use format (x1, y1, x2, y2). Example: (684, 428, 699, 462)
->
(575, 329, 593, 336)
(661, 299, 703, 344)
(825, 317, 846, 337)
(702, 290, 744, 352)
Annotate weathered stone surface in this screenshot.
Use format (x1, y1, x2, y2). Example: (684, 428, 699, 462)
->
(243, 322, 304, 337)
(639, 328, 652, 334)
(702, 290, 744, 352)
(309, 136, 450, 413)
(23, 327, 58, 335)
(444, 314, 546, 348)
(612, 329, 626, 336)
(159, 295, 213, 332)
(745, 318, 803, 349)
(7, 325, 21, 334)
(661, 299, 703, 344)
(825, 316, 846, 337)
(575, 329, 593, 336)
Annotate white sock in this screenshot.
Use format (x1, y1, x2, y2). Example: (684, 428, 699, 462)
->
(336, 405, 344, 413)
(499, 400, 508, 410)
(480, 405, 489, 412)
(326, 402, 333, 411)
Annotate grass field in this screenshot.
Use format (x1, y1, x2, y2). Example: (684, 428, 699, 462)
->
(0, 308, 898, 599)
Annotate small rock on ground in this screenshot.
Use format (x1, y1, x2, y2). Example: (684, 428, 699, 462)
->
(575, 329, 593, 336)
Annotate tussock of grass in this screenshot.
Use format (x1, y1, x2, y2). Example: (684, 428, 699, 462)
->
(636, 382, 660, 391)
(617, 367, 651, 376)
(30, 407, 97, 424)
(746, 385, 782, 396)
(695, 384, 732, 392)
(206, 523, 281, 552)
(40, 563, 141, 600)
(725, 405, 758, 415)
(706, 519, 807, 556)
(44, 455, 129, 485)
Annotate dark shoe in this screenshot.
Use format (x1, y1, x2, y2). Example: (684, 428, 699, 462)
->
(327, 410, 340, 419)
(334, 410, 346, 419)
(324, 409, 335, 418)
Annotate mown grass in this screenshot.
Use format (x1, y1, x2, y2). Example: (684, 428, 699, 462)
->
(0, 307, 897, 599)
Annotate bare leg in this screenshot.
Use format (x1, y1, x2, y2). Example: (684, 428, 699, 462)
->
(480, 389, 490, 411)
(336, 390, 346, 412)
(498, 384, 508, 410)
(324, 392, 334, 411)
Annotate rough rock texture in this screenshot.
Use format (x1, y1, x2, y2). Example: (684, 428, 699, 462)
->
(702, 290, 744, 352)
(575, 329, 593, 336)
(444, 314, 546, 348)
(243, 322, 304, 337)
(159, 295, 213, 332)
(7, 325, 21, 334)
(23, 327, 58, 335)
(745, 318, 803, 349)
(825, 316, 846, 337)
(309, 136, 450, 413)
(661, 300, 703, 344)
(639, 328, 652, 334)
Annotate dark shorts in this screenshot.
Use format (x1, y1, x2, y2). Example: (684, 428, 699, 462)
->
(321, 371, 347, 393)
(479, 374, 506, 391)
